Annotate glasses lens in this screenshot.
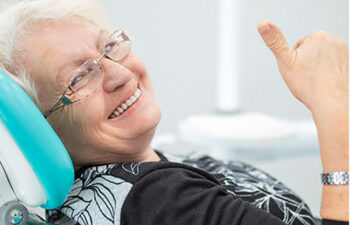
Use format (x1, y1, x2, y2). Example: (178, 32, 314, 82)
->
(104, 30, 131, 61)
(69, 59, 103, 97)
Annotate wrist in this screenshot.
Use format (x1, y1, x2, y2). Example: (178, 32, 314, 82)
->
(311, 98, 348, 127)
(321, 185, 349, 221)
(311, 104, 348, 172)
(321, 171, 350, 185)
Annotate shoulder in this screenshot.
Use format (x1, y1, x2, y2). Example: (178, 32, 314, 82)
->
(47, 164, 133, 225)
(47, 161, 209, 225)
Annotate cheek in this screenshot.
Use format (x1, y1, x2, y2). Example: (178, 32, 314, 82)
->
(129, 98, 161, 134)
(141, 73, 154, 95)
(79, 90, 107, 120)
(69, 93, 106, 138)
(125, 53, 153, 91)
(49, 106, 85, 161)
(133, 95, 162, 141)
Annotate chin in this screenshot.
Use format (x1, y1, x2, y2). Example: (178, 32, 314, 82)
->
(127, 101, 161, 140)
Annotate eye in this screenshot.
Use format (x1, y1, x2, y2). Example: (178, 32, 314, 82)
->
(104, 41, 117, 53)
(70, 66, 92, 88)
(69, 60, 101, 94)
(70, 73, 85, 87)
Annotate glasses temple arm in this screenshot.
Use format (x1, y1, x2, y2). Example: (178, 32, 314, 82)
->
(44, 88, 80, 118)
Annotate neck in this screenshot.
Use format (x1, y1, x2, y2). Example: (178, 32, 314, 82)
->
(73, 146, 161, 171)
(141, 146, 161, 161)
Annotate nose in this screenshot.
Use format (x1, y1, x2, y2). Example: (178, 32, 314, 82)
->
(101, 57, 132, 93)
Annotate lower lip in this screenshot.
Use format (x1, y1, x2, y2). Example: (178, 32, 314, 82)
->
(110, 92, 144, 120)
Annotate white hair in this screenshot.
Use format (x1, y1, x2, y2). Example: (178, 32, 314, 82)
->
(0, 0, 110, 108)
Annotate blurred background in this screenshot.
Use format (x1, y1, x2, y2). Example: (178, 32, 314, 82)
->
(100, 0, 348, 134)
(98, 0, 349, 218)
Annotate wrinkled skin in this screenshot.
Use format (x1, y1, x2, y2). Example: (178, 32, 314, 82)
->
(25, 17, 162, 168)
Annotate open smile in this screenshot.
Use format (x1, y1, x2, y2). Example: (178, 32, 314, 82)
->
(108, 88, 141, 119)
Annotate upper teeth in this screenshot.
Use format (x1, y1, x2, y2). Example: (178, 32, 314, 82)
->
(110, 88, 141, 119)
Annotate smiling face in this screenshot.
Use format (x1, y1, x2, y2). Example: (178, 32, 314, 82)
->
(24, 17, 161, 167)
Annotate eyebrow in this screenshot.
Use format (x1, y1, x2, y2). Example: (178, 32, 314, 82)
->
(57, 59, 87, 86)
(97, 28, 109, 52)
(57, 28, 108, 85)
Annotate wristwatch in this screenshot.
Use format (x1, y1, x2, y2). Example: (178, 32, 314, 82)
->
(321, 171, 350, 185)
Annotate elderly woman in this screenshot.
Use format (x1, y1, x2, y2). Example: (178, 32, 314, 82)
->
(0, 0, 348, 225)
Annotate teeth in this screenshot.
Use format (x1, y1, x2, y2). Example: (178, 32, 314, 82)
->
(135, 89, 141, 98)
(109, 88, 141, 119)
(130, 96, 136, 103)
(117, 107, 124, 113)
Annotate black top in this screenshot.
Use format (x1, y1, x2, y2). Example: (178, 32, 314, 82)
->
(47, 152, 348, 225)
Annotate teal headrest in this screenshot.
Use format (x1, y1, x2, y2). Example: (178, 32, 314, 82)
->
(0, 70, 74, 209)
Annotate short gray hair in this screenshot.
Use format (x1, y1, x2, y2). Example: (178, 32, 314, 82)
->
(0, 0, 110, 109)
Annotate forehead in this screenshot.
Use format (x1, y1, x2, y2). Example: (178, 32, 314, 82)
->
(26, 17, 107, 97)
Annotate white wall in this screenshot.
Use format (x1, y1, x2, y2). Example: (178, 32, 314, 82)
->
(100, 0, 349, 134)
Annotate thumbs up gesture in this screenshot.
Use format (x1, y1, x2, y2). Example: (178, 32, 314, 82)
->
(258, 22, 349, 221)
(257, 21, 348, 116)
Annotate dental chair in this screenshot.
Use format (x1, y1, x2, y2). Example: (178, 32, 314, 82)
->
(0, 70, 74, 225)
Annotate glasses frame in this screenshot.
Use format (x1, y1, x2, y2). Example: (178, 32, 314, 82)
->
(44, 29, 131, 119)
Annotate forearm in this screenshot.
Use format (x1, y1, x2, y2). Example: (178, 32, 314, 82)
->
(312, 102, 349, 221)
(321, 185, 349, 221)
(258, 20, 349, 223)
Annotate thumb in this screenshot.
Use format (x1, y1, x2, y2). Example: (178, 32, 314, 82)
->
(258, 21, 293, 65)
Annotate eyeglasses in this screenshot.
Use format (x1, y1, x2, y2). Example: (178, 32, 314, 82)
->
(44, 29, 131, 118)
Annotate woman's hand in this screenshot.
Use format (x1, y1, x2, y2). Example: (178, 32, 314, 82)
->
(257, 21, 348, 116)
(257, 21, 349, 221)
(257, 21, 349, 173)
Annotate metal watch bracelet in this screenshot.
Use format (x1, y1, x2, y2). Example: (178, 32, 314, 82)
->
(321, 171, 350, 185)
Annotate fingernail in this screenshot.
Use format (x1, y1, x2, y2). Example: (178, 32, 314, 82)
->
(259, 24, 271, 36)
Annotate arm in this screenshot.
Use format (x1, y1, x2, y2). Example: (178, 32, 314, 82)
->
(257, 21, 349, 222)
(314, 108, 348, 221)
